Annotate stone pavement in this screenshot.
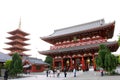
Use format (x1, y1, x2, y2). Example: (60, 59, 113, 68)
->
(1, 70, 120, 80)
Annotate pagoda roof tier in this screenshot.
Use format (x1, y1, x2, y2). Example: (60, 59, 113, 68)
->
(39, 41, 119, 56)
(6, 40, 29, 46)
(9, 53, 30, 56)
(4, 46, 30, 51)
(8, 29, 29, 36)
(41, 19, 115, 44)
(7, 35, 29, 41)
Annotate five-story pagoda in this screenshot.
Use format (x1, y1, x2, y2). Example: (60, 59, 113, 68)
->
(39, 19, 119, 71)
(5, 20, 30, 57)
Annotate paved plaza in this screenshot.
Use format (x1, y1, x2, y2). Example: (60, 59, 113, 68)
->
(0, 70, 119, 80)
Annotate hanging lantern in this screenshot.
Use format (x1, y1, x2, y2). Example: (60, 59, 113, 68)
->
(67, 40, 70, 43)
(77, 39, 80, 41)
(66, 59, 69, 66)
(87, 58, 90, 64)
(59, 42, 61, 44)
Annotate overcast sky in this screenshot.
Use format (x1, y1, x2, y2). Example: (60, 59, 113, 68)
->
(0, 0, 120, 60)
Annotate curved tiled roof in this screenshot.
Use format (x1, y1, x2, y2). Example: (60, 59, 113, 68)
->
(4, 46, 30, 51)
(23, 57, 49, 65)
(8, 29, 29, 36)
(41, 19, 107, 39)
(7, 35, 29, 41)
(0, 52, 11, 62)
(6, 40, 29, 46)
(50, 19, 105, 37)
(39, 41, 119, 55)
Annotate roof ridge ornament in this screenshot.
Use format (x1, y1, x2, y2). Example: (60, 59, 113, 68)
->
(18, 17, 21, 30)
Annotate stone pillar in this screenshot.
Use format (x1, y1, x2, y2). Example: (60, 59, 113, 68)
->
(81, 56, 85, 71)
(92, 54, 96, 71)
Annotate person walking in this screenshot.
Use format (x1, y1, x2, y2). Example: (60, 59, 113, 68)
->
(53, 69, 55, 77)
(100, 68, 103, 76)
(46, 69, 49, 77)
(49, 70, 53, 77)
(101, 70, 103, 76)
(57, 69, 60, 77)
(73, 68, 76, 77)
(64, 68, 67, 77)
(4, 70, 8, 80)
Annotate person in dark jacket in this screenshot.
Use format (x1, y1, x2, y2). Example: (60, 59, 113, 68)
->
(46, 70, 49, 77)
(64, 68, 67, 77)
(4, 70, 8, 80)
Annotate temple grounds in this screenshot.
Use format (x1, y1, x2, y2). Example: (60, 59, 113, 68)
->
(4, 69, 120, 80)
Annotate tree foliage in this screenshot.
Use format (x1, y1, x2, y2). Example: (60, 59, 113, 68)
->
(96, 44, 117, 74)
(118, 35, 120, 46)
(9, 53, 23, 77)
(118, 55, 120, 64)
(117, 35, 120, 64)
(44, 56, 52, 68)
(96, 44, 108, 68)
(104, 53, 117, 73)
(4, 60, 12, 70)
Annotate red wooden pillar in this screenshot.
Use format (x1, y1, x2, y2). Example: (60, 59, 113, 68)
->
(79, 57, 81, 70)
(74, 58, 76, 68)
(92, 54, 96, 71)
(61, 58, 64, 70)
(70, 57, 73, 70)
(53, 58, 55, 69)
(82, 56, 85, 71)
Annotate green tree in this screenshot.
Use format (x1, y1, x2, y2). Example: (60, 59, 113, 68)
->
(96, 44, 108, 68)
(95, 56, 101, 68)
(96, 44, 117, 74)
(118, 35, 120, 46)
(104, 53, 117, 74)
(117, 34, 120, 64)
(9, 53, 23, 77)
(4, 60, 12, 70)
(118, 55, 120, 64)
(44, 56, 52, 69)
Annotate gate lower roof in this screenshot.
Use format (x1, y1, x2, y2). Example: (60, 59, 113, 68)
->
(39, 41, 119, 55)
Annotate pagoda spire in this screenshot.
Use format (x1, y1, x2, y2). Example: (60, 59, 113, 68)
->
(18, 17, 21, 29)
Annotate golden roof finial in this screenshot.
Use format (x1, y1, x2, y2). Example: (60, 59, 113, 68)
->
(18, 17, 21, 29)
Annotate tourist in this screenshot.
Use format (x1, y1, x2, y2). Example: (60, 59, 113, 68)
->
(53, 69, 55, 77)
(100, 68, 103, 76)
(64, 68, 67, 77)
(46, 69, 49, 77)
(73, 68, 76, 77)
(57, 69, 60, 77)
(101, 70, 103, 76)
(49, 70, 53, 77)
(4, 70, 8, 80)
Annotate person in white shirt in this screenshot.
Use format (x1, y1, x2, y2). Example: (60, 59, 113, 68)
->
(57, 69, 60, 77)
(73, 68, 76, 77)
